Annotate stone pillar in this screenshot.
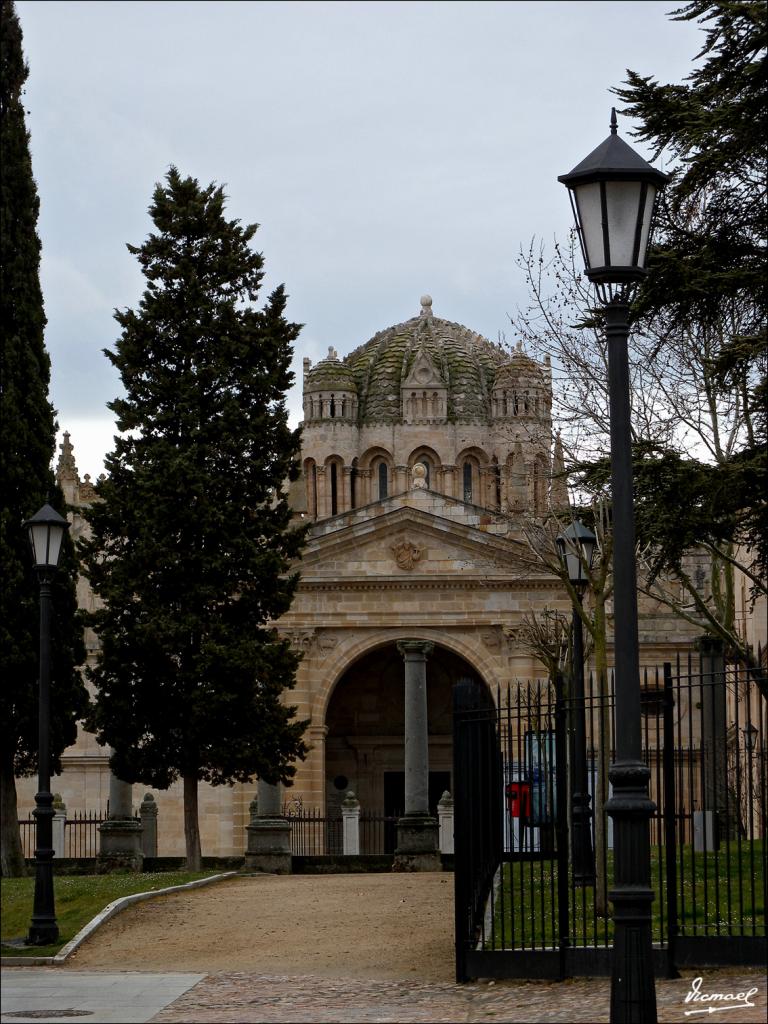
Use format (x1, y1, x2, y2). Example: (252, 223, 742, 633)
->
(437, 791, 454, 855)
(52, 794, 66, 859)
(341, 791, 360, 855)
(316, 467, 328, 518)
(245, 779, 292, 873)
(342, 467, 353, 513)
(98, 770, 143, 872)
(500, 464, 510, 512)
(442, 464, 456, 499)
(359, 469, 371, 505)
(139, 793, 158, 858)
(395, 465, 408, 494)
(394, 640, 440, 871)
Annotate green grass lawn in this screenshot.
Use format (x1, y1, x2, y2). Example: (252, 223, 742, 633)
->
(1, 871, 219, 957)
(490, 840, 766, 950)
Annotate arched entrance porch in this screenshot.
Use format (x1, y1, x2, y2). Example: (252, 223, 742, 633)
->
(324, 641, 487, 827)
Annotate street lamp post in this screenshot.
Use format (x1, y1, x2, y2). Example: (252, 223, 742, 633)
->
(557, 520, 597, 887)
(559, 109, 667, 1024)
(23, 502, 70, 946)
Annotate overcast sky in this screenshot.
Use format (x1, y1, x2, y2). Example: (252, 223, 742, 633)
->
(16, 0, 704, 479)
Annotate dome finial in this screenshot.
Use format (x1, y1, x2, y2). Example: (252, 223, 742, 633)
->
(610, 107, 618, 135)
(420, 294, 433, 318)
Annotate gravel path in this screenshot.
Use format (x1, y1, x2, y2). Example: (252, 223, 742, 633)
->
(64, 872, 456, 981)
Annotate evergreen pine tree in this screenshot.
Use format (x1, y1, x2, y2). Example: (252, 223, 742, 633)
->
(613, 0, 767, 595)
(0, 0, 87, 876)
(82, 168, 308, 868)
(606, 2, 768, 688)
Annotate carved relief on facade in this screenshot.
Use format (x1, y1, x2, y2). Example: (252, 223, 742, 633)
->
(282, 628, 339, 658)
(391, 538, 423, 571)
(481, 627, 504, 650)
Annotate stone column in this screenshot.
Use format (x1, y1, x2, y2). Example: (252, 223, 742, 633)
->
(316, 467, 328, 518)
(341, 791, 360, 855)
(139, 793, 158, 858)
(359, 469, 371, 505)
(500, 464, 510, 512)
(442, 464, 456, 499)
(98, 769, 143, 872)
(342, 467, 353, 512)
(395, 465, 408, 494)
(244, 779, 292, 873)
(394, 640, 440, 871)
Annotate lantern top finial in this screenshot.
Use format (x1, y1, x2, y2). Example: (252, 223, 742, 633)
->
(610, 108, 618, 135)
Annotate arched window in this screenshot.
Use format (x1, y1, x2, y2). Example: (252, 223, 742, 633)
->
(463, 461, 473, 503)
(329, 394, 336, 417)
(377, 461, 388, 500)
(421, 460, 431, 488)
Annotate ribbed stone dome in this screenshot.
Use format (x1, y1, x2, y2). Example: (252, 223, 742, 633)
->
(495, 341, 546, 385)
(305, 347, 358, 392)
(337, 300, 509, 424)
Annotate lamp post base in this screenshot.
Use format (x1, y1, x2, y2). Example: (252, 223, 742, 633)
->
(26, 791, 58, 946)
(606, 760, 657, 1023)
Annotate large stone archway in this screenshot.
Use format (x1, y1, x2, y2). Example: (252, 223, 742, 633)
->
(323, 641, 484, 825)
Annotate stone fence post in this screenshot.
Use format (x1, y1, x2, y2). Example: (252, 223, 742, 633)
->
(52, 794, 66, 859)
(139, 793, 158, 858)
(438, 790, 454, 854)
(341, 791, 360, 856)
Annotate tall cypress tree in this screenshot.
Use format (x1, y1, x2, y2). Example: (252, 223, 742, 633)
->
(0, 0, 87, 876)
(82, 168, 308, 868)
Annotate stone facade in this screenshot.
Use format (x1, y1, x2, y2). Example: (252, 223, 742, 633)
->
(17, 297, 713, 857)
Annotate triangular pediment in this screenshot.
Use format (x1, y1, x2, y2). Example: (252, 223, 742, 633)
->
(403, 347, 444, 389)
(298, 494, 551, 583)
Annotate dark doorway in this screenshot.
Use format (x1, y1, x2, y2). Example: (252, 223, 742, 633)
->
(384, 771, 452, 817)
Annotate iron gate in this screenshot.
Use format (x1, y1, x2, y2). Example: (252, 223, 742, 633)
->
(453, 658, 766, 982)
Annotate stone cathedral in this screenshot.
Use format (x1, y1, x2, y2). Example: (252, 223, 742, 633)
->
(21, 296, 698, 857)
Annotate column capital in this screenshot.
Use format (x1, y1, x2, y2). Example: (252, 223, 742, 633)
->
(397, 639, 434, 660)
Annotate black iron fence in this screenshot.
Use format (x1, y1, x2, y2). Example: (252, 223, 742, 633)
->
(283, 805, 401, 856)
(454, 657, 766, 982)
(19, 809, 108, 860)
(360, 809, 401, 855)
(284, 805, 342, 855)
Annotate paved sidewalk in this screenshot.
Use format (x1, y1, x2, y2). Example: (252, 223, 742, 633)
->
(148, 969, 767, 1023)
(0, 970, 203, 1024)
(4, 967, 762, 1024)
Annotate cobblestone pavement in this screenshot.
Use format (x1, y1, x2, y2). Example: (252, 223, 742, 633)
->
(151, 968, 766, 1023)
